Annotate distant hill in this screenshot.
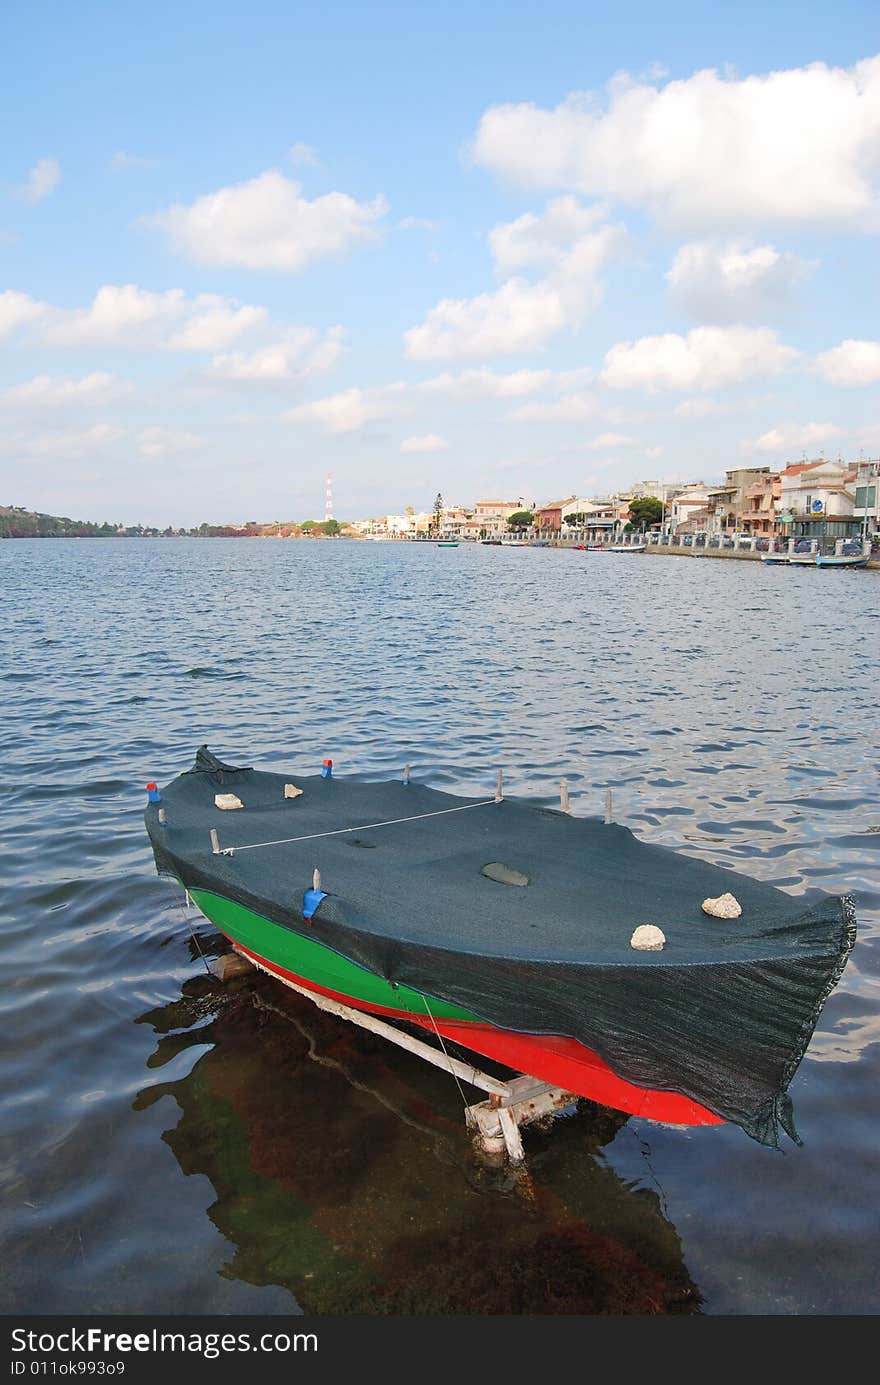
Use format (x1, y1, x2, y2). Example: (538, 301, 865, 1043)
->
(0, 505, 123, 538)
(0, 505, 353, 538)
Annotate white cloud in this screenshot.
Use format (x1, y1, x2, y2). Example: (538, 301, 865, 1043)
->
(15, 157, 61, 205)
(208, 326, 345, 382)
(419, 367, 552, 398)
(673, 396, 736, 418)
(405, 201, 623, 359)
(400, 434, 448, 453)
(283, 385, 407, 433)
(750, 422, 842, 452)
(512, 393, 598, 422)
(1, 372, 132, 407)
(667, 240, 815, 322)
(587, 432, 634, 448)
(601, 326, 799, 391)
(137, 427, 201, 457)
(150, 169, 388, 270)
(488, 196, 606, 274)
(165, 300, 268, 352)
(814, 339, 880, 385)
(0, 289, 48, 340)
(289, 143, 319, 167)
(110, 151, 156, 171)
(42, 285, 189, 347)
(2, 284, 316, 358)
(471, 55, 880, 230)
(2, 423, 123, 460)
(398, 216, 440, 231)
(405, 278, 567, 360)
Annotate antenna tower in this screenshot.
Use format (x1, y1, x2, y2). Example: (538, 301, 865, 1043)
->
(324, 472, 334, 522)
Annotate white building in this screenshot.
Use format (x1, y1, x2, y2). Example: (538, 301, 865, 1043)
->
(668, 484, 712, 534)
(853, 459, 879, 539)
(778, 460, 857, 538)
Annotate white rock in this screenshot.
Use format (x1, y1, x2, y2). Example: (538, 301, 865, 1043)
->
(630, 924, 666, 951)
(214, 792, 243, 810)
(701, 892, 742, 919)
(284, 783, 304, 799)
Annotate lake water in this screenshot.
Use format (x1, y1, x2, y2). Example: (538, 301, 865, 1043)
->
(1, 537, 878, 1316)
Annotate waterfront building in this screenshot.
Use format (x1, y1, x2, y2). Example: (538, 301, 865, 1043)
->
(473, 499, 536, 537)
(739, 469, 780, 536)
(778, 460, 859, 541)
(537, 498, 575, 535)
(853, 459, 879, 539)
(439, 505, 475, 538)
(667, 484, 713, 535)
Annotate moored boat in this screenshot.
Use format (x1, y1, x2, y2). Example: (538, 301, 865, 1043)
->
(608, 542, 646, 553)
(815, 545, 870, 569)
(145, 747, 856, 1149)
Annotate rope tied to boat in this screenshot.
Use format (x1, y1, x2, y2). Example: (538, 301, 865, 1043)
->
(214, 795, 502, 856)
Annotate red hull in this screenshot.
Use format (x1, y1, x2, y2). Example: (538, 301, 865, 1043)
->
(235, 941, 724, 1129)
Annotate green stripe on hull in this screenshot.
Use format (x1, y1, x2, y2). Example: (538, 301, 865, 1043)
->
(189, 887, 477, 1024)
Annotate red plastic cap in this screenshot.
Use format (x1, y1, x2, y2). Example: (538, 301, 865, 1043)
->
(322, 759, 333, 767)
(146, 781, 157, 790)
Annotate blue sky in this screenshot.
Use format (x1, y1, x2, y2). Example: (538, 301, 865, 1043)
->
(1, 1, 878, 525)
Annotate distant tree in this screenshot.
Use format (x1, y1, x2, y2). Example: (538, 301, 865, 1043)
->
(628, 497, 664, 530)
(564, 512, 588, 527)
(323, 518, 341, 536)
(301, 519, 317, 531)
(507, 510, 534, 531)
(432, 492, 443, 535)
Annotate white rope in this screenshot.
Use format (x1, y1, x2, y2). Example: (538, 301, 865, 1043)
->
(219, 796, 500, 855)
(421, 994, 471, 1114)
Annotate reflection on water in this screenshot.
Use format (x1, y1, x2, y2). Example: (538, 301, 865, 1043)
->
(0, 538, 878, 1315)
(136, 957, 701, 1315)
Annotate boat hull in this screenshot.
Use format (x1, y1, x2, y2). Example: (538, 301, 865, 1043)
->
(815, 554, 870, 568)
(191, 886, 723, 1129)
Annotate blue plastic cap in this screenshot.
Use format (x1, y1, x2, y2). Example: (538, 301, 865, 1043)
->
(302, 887, 327, 920)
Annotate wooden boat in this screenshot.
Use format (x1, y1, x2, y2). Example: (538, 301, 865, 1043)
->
(608, 542, 646, 553)
(436, 541, 459, 548)
(144, 748, 856, 1149)
(499, 538, 527, 547)
(815, 550, 870, 569)
(760, 553, 790, 565)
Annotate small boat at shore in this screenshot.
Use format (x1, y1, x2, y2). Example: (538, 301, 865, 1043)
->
(608, 542, 646, 553)
(760, 552, 790, 565)
(145, 747, 856, 1149)
(815, 550, 870, 569)
(436, 540, 459, 547)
